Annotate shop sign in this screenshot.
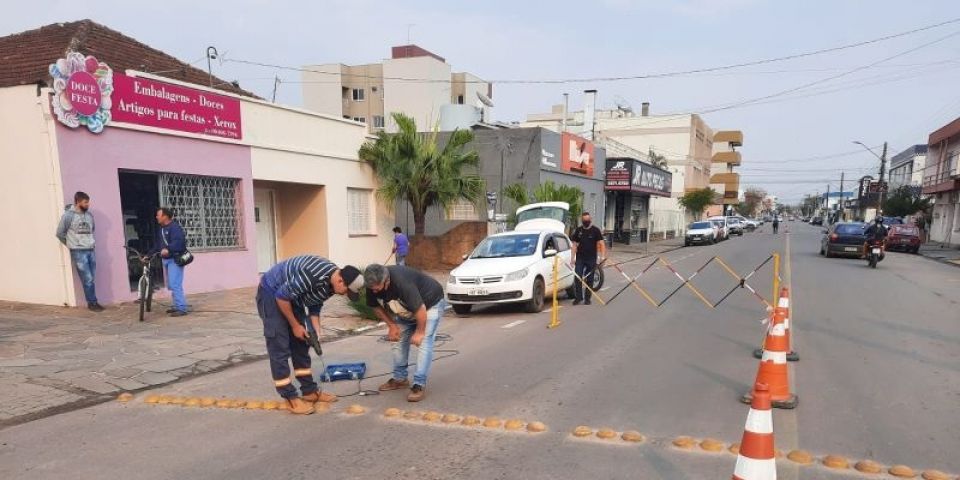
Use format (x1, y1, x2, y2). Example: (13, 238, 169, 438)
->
(50, 51, 242, 140)
(50, 52, 114, 133)
(605, 160, 632, 190)
(111, 74, 242, 140)
(561, 132, 595, 176)
(634, 163, 669, 195)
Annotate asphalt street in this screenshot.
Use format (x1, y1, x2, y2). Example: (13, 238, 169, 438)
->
(1, 222, 957, 480)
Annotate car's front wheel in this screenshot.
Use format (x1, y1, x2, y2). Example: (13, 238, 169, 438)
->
(524, 277, 546, 313)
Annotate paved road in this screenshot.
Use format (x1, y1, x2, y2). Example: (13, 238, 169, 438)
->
(1, 222, 958, 479)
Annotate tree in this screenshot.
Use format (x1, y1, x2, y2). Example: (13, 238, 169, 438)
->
(647, 148, 668, 169)
(678, 188, 716, 220)
(502, 180, 584, 230)
(358, 112, 484, 236)
(742, 187, 766, 217)
(882, 186, 931, 217)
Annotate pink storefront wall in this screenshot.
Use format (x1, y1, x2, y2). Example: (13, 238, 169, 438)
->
(55, 124, 258, 305)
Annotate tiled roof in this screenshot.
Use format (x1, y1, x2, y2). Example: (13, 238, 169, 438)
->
(0, 19, 257, 98)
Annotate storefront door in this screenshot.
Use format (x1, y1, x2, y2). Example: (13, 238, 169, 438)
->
(254, 188, 277, 272)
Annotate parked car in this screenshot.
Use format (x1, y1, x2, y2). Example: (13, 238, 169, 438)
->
(725, 216, 745, 236)
(685, 221, 718, 246)
(446, 202, 575, 314)
(708, 216, 729, 240)
(886, 224, 921, 253)
(820, 222, 868, 258)
(740, 217, 758, 231)
(811, 216, 824, 226)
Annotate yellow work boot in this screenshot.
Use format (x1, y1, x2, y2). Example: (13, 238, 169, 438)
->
(285, 397, 315, 415)
(302, 391, 338, 403)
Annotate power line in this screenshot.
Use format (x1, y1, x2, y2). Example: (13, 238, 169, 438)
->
(221, 16, 960, 85)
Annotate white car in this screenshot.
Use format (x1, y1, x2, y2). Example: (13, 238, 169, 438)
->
(446, 202, 576, 314)
(684, 221, 717, 246)
(708, 216, 730, 240)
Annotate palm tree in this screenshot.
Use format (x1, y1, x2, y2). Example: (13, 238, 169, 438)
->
(359, 113, 484, 236)
(502, 180, 584, 230)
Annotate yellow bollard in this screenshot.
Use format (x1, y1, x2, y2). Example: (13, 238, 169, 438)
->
(547, 254, 561, 329)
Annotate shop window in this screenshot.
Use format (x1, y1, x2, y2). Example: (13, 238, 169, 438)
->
(352, 88, 365, 101)
(445, 199, 478, 221)
(347, 188, 374, 235)
(159, 174, 243, 250)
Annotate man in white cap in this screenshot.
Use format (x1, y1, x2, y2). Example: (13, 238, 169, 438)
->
(257, 256, 364, 414)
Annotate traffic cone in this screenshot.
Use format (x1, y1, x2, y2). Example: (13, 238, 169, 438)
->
(742, 310, 798, 409)
(753, 288, 798, 361)
(732, 383, 777, 480)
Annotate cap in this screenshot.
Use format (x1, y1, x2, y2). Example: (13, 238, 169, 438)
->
(340, 265, 364, 301)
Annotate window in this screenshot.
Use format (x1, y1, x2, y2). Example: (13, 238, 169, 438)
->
(555, 235, 571, 251)
(373, 115, 385, 129)
(353, 117, 366, 123)
(457, 94, 465, 104)
(158, 174, 242, 250)
(445, 198, 479, 221)
(352, 88, 365, 101)
(347, 188, 373, 235)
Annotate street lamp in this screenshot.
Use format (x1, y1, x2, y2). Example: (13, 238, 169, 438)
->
(852, 141, 888, 217)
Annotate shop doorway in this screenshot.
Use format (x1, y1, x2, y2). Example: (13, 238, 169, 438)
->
(254, 188, 278, 272)
(118, 171, 164, 291)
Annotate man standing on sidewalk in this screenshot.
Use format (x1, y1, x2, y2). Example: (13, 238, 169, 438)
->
(151, 208, 189, 317)
(258, 256, 365, 414)
(570, 212, 606, 306)
(55, 191, 103, 312)
(392, 227, 409, 266)
(363, 264, 446, 402)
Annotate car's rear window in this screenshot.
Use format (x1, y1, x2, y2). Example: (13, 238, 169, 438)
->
(835, 224, 866, 235)
(892, 225, 919, 235)
(691, 222, 712, 229)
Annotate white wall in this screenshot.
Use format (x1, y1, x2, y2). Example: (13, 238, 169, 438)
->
(383, 56, 451, 131)
(0, 86, 73, 305)
(301, 63, 345, 118)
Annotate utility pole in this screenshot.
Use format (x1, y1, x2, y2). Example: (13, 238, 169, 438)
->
(839, 171, 845, 221)
(271, 76, 281, 103)
(878, 142, 888, 215)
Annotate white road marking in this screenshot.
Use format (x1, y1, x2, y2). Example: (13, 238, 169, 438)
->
(501, 320, 526, 329)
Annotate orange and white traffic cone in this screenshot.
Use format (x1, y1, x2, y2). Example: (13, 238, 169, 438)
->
(733, 383, 777, 480)
(754, 288, 798, 361)
(742, 308, 798, 409)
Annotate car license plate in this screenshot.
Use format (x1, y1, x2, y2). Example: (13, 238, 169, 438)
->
(844, 247, 858, 252)
(468, 288, 489, 296)
(872, 248, 881, 254)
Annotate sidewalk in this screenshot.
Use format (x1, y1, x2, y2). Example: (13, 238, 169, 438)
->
(918, 241, 960, 267)
(605, 236, 686, 260)
(0, 287, 376, 427)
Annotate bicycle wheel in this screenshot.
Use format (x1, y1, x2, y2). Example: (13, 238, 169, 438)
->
(145, 277, 154, 313)
(138, 276, 148, 322)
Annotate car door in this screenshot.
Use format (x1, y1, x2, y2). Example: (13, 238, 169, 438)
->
(554, 234, 575, 287)
(540, 233, 558, 286)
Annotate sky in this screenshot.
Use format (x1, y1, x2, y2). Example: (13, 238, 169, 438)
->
(4, 0, 959, 203)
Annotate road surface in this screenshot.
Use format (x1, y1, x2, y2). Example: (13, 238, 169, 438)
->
(2, 222, 958, 479)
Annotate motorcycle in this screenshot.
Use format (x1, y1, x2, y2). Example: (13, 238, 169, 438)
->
(864, 240, 885, 268)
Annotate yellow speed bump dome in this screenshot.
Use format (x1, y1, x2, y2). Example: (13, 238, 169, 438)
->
(672, 436, 696, 449)
(144, 395, 161, 404)
(346, 405, 366, 415)
(504, 419, 524, 431)
(199, 397, 216, 407)
(572, 426, 593, 438)
(482, 417, 502, 428)
(854, 460, 883, 474)
(787, 450, 813, 465)
(422, 411, 441, 422)
(823, 455, 850, 469)
(526, 421, 547, 433)
(183, 398, 202, 407)
(461, 416, 481, 426)
(699, 438, 724, 452)
(383, 408, 402, 418)
(888, 465, 916, 478)
(596, 428, 617, 440)
(441, 414, 461, 424)
(116, 393, 134, 402)
(621, 431, 644, 443)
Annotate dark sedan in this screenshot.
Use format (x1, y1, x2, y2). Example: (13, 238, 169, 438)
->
(820, 222, 867, 258)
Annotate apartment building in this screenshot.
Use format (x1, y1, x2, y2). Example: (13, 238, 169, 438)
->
(706, 130, 744, 217)
(302, 45, 492, 132)
(889, 144, 928, 191)
(525, 99, 715, 236)
(923, 118, 960, 247)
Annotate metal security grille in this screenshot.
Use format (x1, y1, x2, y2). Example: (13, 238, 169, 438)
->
(158, 174, 242, 250)
(347, 188, 373, 235)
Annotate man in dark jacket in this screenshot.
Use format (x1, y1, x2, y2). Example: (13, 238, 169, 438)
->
(150, 207, 189, 316)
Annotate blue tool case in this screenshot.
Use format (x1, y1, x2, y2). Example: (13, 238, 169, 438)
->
(321, 363, 367, 382)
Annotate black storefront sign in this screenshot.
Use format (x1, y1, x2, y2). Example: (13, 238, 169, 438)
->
(605, 158, 671, 196)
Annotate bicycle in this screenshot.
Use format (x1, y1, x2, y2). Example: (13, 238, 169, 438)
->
(124, 246, 161, 322)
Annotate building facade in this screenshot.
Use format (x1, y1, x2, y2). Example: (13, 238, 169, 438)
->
(888, 144, 928, 191)
(302, 45, 492, 133)
(525, 99, 716, 236)
(0, 21, 391, 307)
(604, 158, 672, 243)
(706, 131, 744, 217)
(923, 118, 960, 247)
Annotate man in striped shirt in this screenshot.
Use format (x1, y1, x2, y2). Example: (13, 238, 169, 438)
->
(257, 256, 364, 414)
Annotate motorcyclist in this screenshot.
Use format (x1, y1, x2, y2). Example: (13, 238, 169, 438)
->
(864, 216, 888, 242)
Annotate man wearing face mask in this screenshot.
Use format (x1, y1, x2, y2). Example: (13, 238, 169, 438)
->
(570, 212, 606, 305)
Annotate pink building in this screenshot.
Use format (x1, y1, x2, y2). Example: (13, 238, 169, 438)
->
(0, 21, 391, 307)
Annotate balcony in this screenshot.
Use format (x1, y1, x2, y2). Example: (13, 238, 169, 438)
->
(711, 151, 741, 166)
(710, 172, 739, 184)
(713, 130, 743, 147)
(922, 170, 960, 194)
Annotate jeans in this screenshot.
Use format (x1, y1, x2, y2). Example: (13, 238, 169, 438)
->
(395, 254, 406, 266)
(70, 249, 98, 305)
(163, 258, 187, 312)
(574, 258, 597, 302)
(391, 299, 445, 387)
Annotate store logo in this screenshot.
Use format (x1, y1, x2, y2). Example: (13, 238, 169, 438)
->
(50, 52, 113, 133)
(541, 149, 557, 167)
